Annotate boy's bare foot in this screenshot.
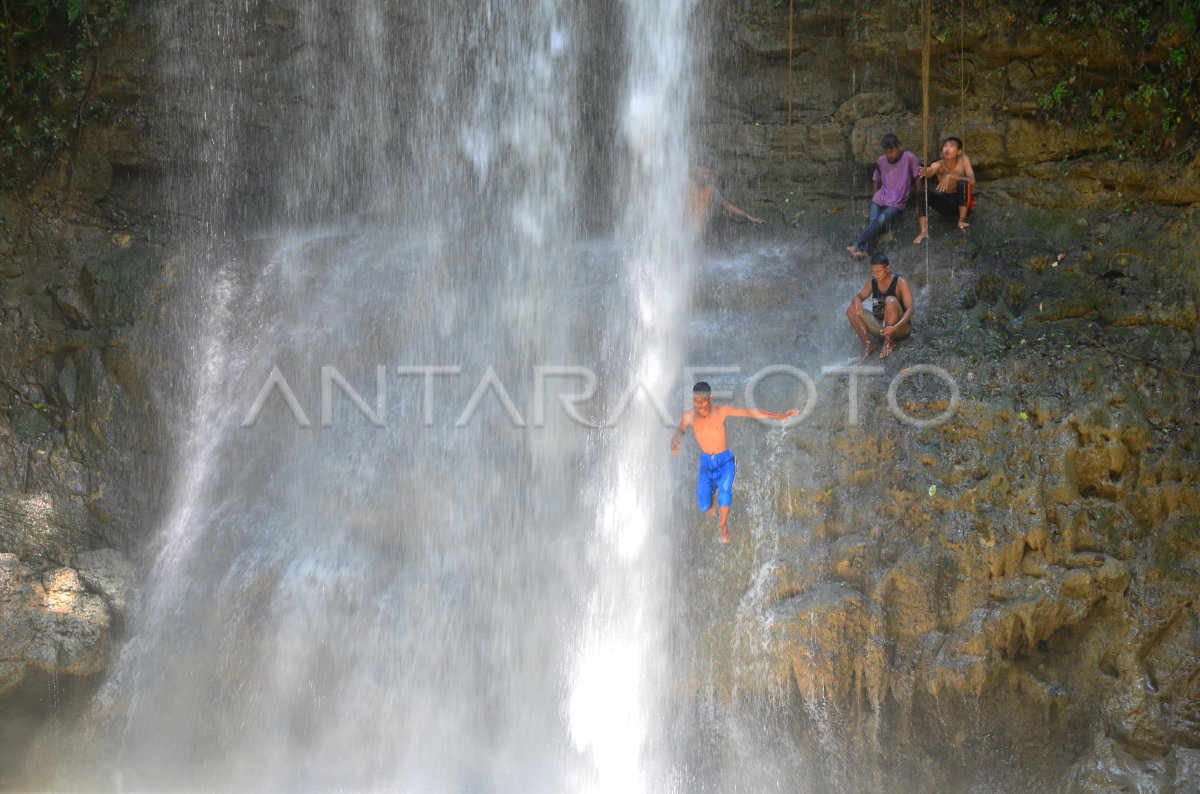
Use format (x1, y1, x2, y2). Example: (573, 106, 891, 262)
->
(720, 523, 731, 544)
(847, 245, 867, 259)
(859, 340, 876, 361)
(957, 220, 970, 230)
(880, 340, 896, 359)
(912, 231, 928, 245)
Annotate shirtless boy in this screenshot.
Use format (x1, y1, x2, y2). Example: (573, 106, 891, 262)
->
(670, 382, 798, 544)
(913, 136, 976, 244)
(686, 164, 764, 235)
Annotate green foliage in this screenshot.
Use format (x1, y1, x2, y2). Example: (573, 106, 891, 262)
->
(0, 0, 132, 188)
(1016, 0, 1200, 154)
(1037, 79, 1074, 112)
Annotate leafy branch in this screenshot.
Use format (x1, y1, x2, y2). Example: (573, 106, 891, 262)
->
(1, 0, 131, 188)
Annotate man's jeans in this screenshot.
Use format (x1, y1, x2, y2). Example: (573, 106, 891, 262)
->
(853, 202, 905, 253)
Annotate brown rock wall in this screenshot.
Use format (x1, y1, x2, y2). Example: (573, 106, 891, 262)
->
(701, 0, 1199, 220)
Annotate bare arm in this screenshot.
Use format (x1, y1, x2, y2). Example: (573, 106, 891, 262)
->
(849, 280, 873, 313)
(720, 199, 764, 224)
(897, 277, 915, 323)
(958, 155, 976, 186)
(670, 410, 694, 455)
(723, 406, 800, 422)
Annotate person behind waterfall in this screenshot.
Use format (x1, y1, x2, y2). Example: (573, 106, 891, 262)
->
(846, 252, 914, 360)
(671, 382, 797, 545)
(913, 136, 975, 244)
(847, 133, 921, 259)
(686, 163, 764, 235)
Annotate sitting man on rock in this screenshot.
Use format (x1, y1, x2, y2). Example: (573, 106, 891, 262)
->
(913, 135, 976, 244)
(846, 252, 914, 360)
(847, 132, 922, 259)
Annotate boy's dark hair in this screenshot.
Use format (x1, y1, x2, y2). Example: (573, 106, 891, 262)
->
(693, 382, 712, 394)
(881, 133, 901, 149)
(942, 136, 964, 150)
(870, 252, 890, 266)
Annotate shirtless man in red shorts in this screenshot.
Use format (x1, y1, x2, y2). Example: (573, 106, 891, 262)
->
(913, 136, 976, 244)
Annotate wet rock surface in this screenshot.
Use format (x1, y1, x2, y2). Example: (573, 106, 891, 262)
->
(0, 193, 172, 781)
(700, 1, 1200, 217)
(671, 201, 1198, 790)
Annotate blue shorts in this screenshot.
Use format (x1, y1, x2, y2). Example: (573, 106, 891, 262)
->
(697, 450, 736, 510)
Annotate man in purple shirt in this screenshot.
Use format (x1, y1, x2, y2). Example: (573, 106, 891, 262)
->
(847, 133, 922, 259)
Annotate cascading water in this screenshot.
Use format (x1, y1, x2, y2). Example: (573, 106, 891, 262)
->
(53, 0, 700, 790)
(566, 2, 697, 792)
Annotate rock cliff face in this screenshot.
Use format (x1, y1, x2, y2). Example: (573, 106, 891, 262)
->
(0, 0, 1196, 789)
(0, 8, 174, 777)
(667, 5, 1198, 789)
(666, 202, 1198, 790)
(0, 186, 176, 778)
(698, 1, 1200, 212)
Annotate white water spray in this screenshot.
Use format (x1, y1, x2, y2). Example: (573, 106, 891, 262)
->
(567, 1, 697, 791)
(49, 0, 703, 791)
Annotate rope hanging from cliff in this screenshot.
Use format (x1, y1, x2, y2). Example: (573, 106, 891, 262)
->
(786, 0, 795, 131)
(921, 0, 932, 292)
(960, 0, 966, 136)
(921, 1, 931, 172)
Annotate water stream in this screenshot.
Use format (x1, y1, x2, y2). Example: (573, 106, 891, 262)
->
(70, 0, 700, 790)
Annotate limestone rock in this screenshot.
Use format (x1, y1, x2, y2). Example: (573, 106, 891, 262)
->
(834, 92, 908, 127)
(768, 582, 887, 706)
(1069, 426, 1137, 501)
(30, 567, 110, 676)
(1064, 733, 1169, 793)
(73, 549, 135, 621)
(1170, 748, 1200, 792)
(0, 554, 114, 697)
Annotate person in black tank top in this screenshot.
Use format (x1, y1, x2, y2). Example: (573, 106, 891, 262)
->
(846, 252, 915, 360)
(871, 271, 906, 323)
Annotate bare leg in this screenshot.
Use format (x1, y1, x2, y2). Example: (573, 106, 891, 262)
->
(913, 219, 928, 245)
(719, 507, 731, 544)
(880, 297, 901, 359)
(846, 306, 876, 360)
(955, 199, 974, 230)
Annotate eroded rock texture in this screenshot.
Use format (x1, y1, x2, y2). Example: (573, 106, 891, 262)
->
(675, 247, 1198, 788)
(661, 3, 1199, 789)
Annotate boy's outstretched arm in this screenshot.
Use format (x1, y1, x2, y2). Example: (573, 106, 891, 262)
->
(671, 411, 693, 455)
(725, 407, 800, 422)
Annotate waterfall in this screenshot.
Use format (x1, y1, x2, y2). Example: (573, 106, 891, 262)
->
(63, 0, 700, 790)
(567, 1, 697, 792)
